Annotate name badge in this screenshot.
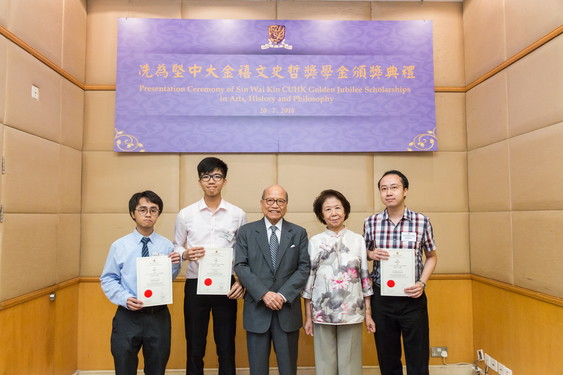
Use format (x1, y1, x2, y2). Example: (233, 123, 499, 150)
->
(221, 229, 235, 242)
(401, 232, 417, 242)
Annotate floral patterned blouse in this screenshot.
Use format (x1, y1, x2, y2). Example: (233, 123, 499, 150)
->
(302, 228, 373, 325)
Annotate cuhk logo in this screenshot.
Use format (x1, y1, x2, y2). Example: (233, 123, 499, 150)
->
(261, 25, 293, 50)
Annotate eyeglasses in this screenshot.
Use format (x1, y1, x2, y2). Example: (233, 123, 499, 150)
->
(136, 207, 160, 216)
(379, 185, 402, 193)
(200, 174, 224, 182)
(263, 198, 287, 206)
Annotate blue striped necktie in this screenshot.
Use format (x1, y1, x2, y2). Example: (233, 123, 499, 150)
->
(269, 226, 279, 269)
(141, 237, 151, 257)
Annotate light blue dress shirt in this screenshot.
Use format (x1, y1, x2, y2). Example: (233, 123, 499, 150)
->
(100, 229, 181, 307)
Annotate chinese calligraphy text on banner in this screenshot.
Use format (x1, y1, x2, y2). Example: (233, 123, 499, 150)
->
(115, 19, 437, 153)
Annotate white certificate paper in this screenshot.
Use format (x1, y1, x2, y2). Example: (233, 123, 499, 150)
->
(136, 256, 173, 307)
(380, 248, 416, 297)
(197, 247, 233, 295)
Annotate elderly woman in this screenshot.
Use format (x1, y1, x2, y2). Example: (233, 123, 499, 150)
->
(302, 189, 375, 375)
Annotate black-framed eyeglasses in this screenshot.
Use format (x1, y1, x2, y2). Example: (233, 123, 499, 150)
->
(200, 174, 224, 182)
(263, 198, 287, 207)
(136, 207, 160, 216)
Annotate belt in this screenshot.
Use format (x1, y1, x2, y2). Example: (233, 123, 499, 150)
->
(119, 305, 167, 314)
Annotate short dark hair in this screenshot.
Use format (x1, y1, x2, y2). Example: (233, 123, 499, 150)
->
(197, 157, 228, 178)
(128, 190, 163, 216)
(378, 170, 409, 189)
(312, 189, 351, 224)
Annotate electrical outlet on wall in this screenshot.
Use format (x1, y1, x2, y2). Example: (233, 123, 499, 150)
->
(484, 354, 491, 367)
(489, 357, 498, 372)
(31, 85, 40, 100)
(500, 363, 513, 375)
(431, 346, 448, 357)
(477, 349, 484, 361)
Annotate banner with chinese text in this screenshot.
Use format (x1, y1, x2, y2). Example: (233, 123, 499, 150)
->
(115, 19, 437, 152)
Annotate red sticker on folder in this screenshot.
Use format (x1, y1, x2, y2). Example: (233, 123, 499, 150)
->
(144, 289, 153, 298)
(387, 280, 395, 288)
(204, 278, 213, 286)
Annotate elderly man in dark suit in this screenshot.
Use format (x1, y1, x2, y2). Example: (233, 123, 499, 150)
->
(234, 184, 310, 375)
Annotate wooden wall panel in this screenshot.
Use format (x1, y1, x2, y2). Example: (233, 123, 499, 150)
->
(77, 281, 120, 370)
(77, 278, 474, 370)
(2, 274, 560, 374)
(4, 277, 561, 373)
(0, 294, 55, 374)
(54, 285, 79, 375)
(428, 279, 474, 365)
(472, 280, 563, 374)
(0, 282, 79, 375)
(78, 280, 192, 370)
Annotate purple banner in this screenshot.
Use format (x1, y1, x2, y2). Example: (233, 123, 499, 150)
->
(115, 19, 437, 152)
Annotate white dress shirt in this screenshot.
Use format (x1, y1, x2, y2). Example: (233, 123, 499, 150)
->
(264, 217, 283, 243)
(263, 217, 287, 301)
(174, 198, 247, 279)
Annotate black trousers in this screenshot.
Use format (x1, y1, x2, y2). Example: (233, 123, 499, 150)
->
(371, 285, 430, 375)
(110, 305, 171, 375)
(184, 277, 237, 375)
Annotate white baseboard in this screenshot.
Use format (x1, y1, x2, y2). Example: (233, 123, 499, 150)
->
(77, 364, 475, 375)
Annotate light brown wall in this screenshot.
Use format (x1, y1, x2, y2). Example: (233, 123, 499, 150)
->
(464, 0, 563, 372)
(82, 0, 468, 275)
(0, 1, 85, 374)
(0, 0, 86, 301)
(465, 0, 563, 298)
(79, 0, 469, 371)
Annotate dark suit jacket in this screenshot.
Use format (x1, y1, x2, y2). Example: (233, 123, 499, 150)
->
(234, 218, 310, 334)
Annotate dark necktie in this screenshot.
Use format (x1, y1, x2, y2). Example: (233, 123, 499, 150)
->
(269, 226, 279, 269)
(141, 237, 151, 257)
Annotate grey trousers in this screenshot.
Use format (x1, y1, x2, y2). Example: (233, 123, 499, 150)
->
(246, 313, 300, 375)
(313, 323, 363, 375)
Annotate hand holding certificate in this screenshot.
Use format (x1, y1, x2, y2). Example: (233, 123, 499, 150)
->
(137, 256, 173, 307)
(380, 248, 415, 297)
(197, 247, 233, 295)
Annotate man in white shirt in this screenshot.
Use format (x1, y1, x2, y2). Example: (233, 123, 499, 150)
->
(174, 157, 247, 375)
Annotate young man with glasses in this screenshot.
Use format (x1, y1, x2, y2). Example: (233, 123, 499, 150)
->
(101, 190, 181, 375)
(364, 170, 438, 375)
(234, 184, 310, 375)
(174, 157, 247, 375)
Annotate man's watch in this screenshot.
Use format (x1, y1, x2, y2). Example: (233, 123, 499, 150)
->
(417, 280, 426, 289)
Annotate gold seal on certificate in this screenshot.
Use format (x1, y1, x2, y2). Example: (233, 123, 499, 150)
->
(136, 256, 173, 307)
(197, 248, 233, 295)
(380, 248, 415, 297)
